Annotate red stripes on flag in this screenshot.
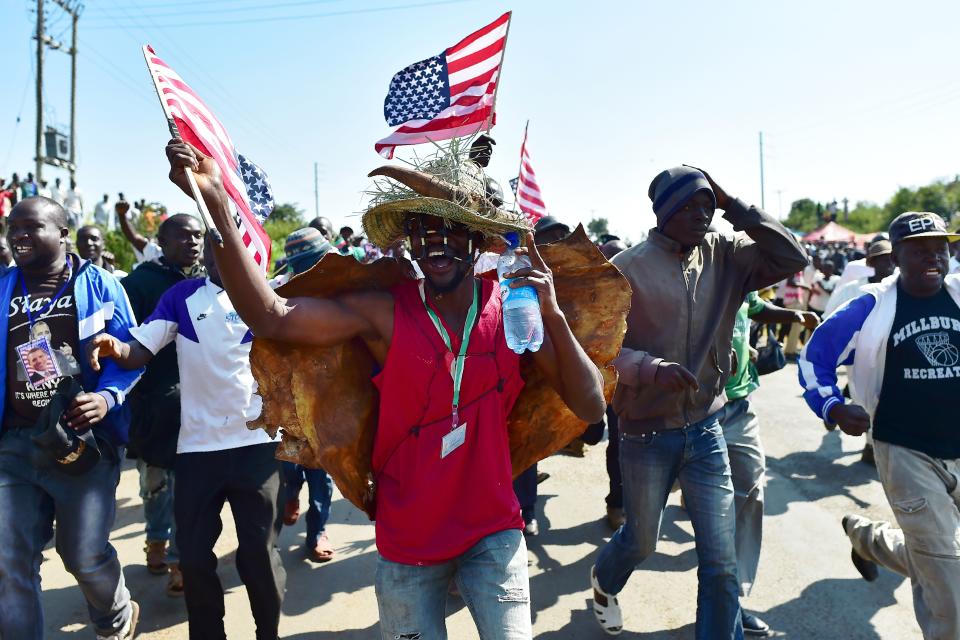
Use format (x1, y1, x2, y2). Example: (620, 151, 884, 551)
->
(375, 12, 511, 159)
(516, 127, 547, 223)
(144, 46, 272, 272)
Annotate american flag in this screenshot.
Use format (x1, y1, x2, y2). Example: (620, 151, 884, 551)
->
(143, 45, 274, 272)
(375, 12, 511, 159)
(515, 124, 547, 223)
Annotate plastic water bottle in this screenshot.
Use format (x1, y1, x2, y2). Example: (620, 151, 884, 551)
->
(497, 233, 544, 354)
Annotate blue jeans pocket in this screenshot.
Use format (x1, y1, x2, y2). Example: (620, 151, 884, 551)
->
(622, 432, 657, 446)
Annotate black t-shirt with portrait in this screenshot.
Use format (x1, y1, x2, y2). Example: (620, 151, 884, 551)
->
(874, 283, 960, 458)
(4, 254, 82, 429)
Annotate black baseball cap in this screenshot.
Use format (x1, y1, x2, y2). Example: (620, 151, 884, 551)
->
(471, 133, 496, 147)
(888, 212, 960, 246)
(31, 378, 101, 476)
(534, 215, 570, 236)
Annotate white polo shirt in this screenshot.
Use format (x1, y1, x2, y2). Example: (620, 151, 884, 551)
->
(130, 277, 276, 454)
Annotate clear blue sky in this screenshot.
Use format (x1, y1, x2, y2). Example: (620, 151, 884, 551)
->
(3, 0, 960, 242)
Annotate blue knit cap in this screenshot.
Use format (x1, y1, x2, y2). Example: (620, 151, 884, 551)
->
(648, 167, 716, 231)
(285, 227, 332, 275)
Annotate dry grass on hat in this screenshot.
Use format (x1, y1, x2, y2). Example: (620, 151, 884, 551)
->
(362, 137, 530, 249)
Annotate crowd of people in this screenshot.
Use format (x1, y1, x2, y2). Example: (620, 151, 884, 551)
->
(0, 133, 954, 640)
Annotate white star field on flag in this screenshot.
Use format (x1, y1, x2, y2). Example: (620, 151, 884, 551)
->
(238, 153, 275, 225)
(383, 54, 451, 127)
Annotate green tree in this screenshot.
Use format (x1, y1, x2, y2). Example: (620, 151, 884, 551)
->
(103, 230, 136, 273)
(884, 187, 918, 224)
(587, 217, 609, 241)
(845, 201, 885, 233)
(269, 202, 305, 225)
(784, 198, 820, 232)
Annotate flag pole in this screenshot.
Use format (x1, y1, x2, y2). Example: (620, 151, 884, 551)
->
(141, 45, 224, 247)
(512, 119, 528, 213)
(485, 11, 512, 133)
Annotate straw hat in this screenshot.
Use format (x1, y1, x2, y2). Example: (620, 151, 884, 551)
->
(362, 156, 531, 249)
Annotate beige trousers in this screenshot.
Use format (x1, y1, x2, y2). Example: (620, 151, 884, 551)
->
(846, 441, 960, 639)
(783, 299, 807, 356)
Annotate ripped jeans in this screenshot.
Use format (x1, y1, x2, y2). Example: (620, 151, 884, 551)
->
(375, 528, 531, 640)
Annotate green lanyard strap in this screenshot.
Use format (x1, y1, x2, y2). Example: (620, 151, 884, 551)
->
(418, 280, 479, 426)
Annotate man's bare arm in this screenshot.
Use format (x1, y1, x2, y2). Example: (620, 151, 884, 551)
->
(115, 201, 148, 252)
(164, 139, 392, 349)
(88, 334, 155, 371)
(512, 234, 605, 423)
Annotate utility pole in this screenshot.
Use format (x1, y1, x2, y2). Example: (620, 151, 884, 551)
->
(758, 131, 766, 210)
(35, 0, 44, 181)
(313, 162, 319, 219)
(35, 0, 82, 183)
(69, 7, 78, 181)
(777, 189, 783, 219)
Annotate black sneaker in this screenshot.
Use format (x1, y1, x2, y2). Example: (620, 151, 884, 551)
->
(742, 610, 770, 637)
(841, 516, 879, 582)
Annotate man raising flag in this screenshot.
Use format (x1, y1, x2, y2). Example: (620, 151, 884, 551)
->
(142, 45, 274, 272)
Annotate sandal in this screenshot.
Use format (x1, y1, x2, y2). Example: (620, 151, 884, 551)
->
(591, 566, 623, 635)
(308, 533, 335, 563)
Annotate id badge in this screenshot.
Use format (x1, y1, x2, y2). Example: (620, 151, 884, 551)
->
(441, 423, 467, 459)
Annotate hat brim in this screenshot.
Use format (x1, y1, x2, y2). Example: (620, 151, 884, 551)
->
(362, 197, 532, 249)
(288, 249, 329, 275)
(894, 231, 960, 244)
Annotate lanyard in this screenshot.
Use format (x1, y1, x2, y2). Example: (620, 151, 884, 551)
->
(19, 258, 73, 327)
(419, 280, 479, 430)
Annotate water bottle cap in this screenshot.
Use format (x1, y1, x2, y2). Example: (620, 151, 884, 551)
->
(504, 232, 520, 249)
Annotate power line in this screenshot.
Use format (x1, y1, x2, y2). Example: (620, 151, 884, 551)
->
(83, 0, 472, 29)
(93, 0, 340, 9)
(774, 81, 960, 139)
(77, 37, 156, 104)
(85, 0, 345, 20)
(82, 1, 285, 154)
(1, 41, 36, 173)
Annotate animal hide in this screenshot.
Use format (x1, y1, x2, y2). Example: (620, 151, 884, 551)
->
(247, 225, 631, 518)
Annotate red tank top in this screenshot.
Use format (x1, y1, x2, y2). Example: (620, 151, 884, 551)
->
(372, 277, 524, 565)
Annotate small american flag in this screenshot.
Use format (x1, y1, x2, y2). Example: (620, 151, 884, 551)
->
(375, 12, 511, 159)
(515, 124, 547, 223)
(509, 177, 518, 195)
(144, 45, 274, 272)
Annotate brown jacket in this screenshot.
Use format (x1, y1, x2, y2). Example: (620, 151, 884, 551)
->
(611, 197, 807, 435)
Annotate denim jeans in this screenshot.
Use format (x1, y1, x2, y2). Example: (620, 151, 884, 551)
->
(605, 406, 623, 508)
(137, 457, 180, 563)
(375, 528, 532, 640)
(593, 413, 743, 640)
(282, 461, 333, 548)
(0, 428, 133, 639)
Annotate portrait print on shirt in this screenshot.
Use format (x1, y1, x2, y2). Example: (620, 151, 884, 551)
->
(6, 279, 82, 424)
(15, 337, 61, 389)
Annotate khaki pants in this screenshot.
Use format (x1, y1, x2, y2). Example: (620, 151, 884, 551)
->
(783, 299, 807, 356)
(846, 441, 960, 639)
(720, 396, 765, 597)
